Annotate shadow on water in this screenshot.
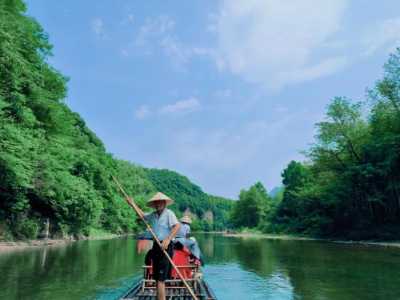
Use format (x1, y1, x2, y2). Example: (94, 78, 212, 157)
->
(1, 234, 400, 299)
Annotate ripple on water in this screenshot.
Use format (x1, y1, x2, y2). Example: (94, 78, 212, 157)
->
(92, 276, 140, 300)
(205, 263, 296, 300)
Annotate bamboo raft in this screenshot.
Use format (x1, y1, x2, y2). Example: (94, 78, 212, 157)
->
(120, 265, 217, 300)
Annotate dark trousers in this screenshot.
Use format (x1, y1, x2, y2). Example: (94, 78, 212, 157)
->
(151, 241, 174, 282)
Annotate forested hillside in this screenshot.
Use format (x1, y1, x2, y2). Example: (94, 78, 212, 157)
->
(231, 49, 400, 240)
(145, 168, 233, 230)
(0, 0, 232, 240)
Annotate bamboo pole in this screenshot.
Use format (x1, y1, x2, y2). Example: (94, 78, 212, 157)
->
(112, 176, 198, 300)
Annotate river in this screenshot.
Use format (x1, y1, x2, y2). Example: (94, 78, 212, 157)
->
(1, 234, 399, 299)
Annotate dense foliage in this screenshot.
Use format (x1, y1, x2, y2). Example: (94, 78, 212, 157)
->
(231, 182, 274, 228)
(0, 0, 232, 240)
(230, 49, 400, 240)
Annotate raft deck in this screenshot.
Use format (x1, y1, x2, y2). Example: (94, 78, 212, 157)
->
(120, 265, 216, 300)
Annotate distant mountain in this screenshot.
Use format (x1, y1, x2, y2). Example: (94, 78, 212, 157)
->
(269, 186, 284, 198)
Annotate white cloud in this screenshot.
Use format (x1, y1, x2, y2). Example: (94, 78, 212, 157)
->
(363, 18, 400, 57)
(213, 0, 349, 89)
(169, 111, 307, 170)
(136, 16, 175, 46)
(125, 2, 400, 90)
(160, 36, 192, 67)
(135, 108, 322, 197)
(159, 97, 201, 115)
(135, 98, 201, 120)
(91, 18, 105, 37)
(280, 56, 349, 85)
(134, 105, 150, 120)
(134, 16, 193, 68)
(133, 16, 215, 69)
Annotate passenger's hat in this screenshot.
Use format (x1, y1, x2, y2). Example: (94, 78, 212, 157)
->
(180, 215, 192, 224)
(147, 192, 174, 207)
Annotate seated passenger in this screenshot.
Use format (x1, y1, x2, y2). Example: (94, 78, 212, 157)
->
(177, 215, 192, 238)
(174, 216, 202, 263)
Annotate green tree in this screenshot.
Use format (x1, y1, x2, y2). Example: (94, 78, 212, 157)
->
(267, 49, 400, 239)
(231, 182, 272, 228)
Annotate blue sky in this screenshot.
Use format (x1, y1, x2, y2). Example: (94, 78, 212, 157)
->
(26, 0, 400, 199)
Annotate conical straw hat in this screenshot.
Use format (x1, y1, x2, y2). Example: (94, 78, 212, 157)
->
(180, 215, 192, 224)
(147, 192, 174, 207)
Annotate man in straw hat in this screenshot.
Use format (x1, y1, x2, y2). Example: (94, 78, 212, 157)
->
(137, 192, 180, 300)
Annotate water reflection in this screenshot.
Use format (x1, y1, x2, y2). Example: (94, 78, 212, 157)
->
(205, 264, 294, 300)
(0, 238, 144, 300)
(197, 235, 400, 300)
(1, 235, 400, 300)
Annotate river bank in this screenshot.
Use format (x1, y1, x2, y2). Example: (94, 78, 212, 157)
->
(0, 231, 225, 252)
(0, 232, 125, 253)
(223, 232, 400, 248)
(2, 231, 399, 253)
(0, 239, 72, 252)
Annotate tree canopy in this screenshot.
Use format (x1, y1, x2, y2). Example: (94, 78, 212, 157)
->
(231, 182, 273, 228)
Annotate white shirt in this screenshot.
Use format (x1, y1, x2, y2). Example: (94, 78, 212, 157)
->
(177, 223, 191, 238)
(144, 208, 179, 241)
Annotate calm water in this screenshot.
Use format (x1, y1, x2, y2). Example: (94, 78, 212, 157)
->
(1, 234, 400, 300)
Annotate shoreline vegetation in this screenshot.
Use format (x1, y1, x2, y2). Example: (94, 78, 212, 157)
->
(0, 231, 126, 253)
(222, 231, 400, 248)
(1, 231, 399, 254)
(0, 231, 220, 253)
